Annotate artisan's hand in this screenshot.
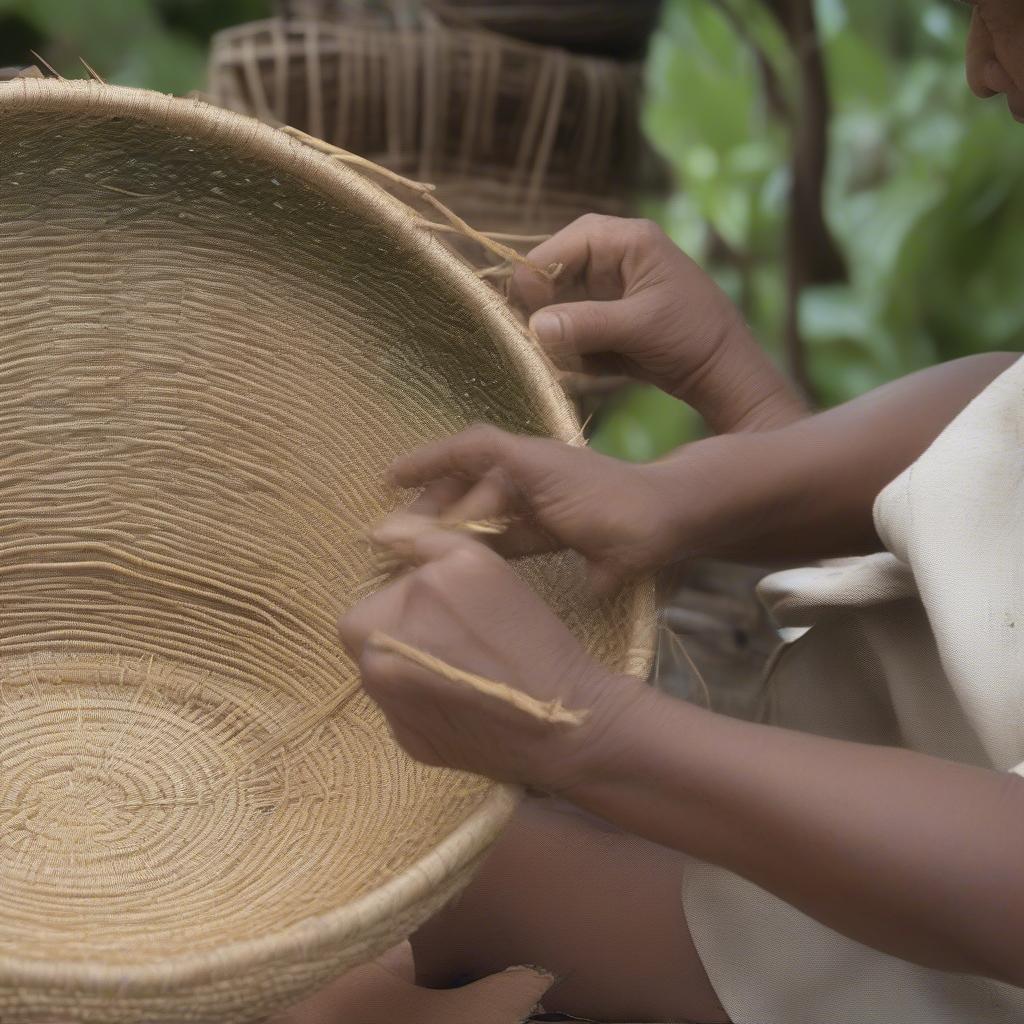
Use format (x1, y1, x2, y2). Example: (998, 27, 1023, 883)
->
(338, 528, 643, 791)
(389, 352, 1024, 577)
(384, 425, 689, 594)
(511, 214, 807, 432)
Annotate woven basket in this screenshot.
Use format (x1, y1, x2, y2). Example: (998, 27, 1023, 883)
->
(277, 0, 664, 58)
(208, 14, 643, 237)
(0, 78, 654, 1024)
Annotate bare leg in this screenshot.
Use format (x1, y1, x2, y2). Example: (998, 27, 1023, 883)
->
(411, 798, 730, 1023)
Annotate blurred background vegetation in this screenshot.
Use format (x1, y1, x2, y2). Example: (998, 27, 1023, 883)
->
(2, 0, 1022, 462)
(0, 0, 269, 93)
(594, 0, 1024, 460)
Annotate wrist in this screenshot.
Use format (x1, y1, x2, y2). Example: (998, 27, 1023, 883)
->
(672, 315, 809, 434)
(537, 669, 660, 797)
(549, 680, 724, 851)
(649, 430, 809, 563)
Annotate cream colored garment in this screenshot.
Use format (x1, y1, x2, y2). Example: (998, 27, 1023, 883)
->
(683, 356, 1024, 1023)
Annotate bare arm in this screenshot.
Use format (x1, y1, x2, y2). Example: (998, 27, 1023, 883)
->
(569, 684, 1024, 986)
(339, 534, 1024, 990)
(389, 353, 1021, 587)
(661, 351, 1020, 563)
(351, 352, 1024, 986)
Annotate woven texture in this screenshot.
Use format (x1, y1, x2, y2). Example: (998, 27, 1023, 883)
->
(277, 0, 664, 59)
(208, 14, 644, 237)
(0, 79, 654, 1023)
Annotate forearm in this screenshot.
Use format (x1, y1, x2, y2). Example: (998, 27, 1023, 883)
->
(660, 352, 1019, 563)
(570, 686, 1024, 984)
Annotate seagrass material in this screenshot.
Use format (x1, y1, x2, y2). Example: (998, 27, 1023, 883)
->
(0, 78, 655, 1024)
(208, 13, 643, 237)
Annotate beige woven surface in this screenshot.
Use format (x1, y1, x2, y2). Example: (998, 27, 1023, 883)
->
(0, 79, 654, 1023)
(208, 15, 642, 237)
(277, 0, 664, 59)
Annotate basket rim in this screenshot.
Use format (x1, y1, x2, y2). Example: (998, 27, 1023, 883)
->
(210, 13, 644, 69)
(0, 78, 655, 988)
(0, 782, 520, 989)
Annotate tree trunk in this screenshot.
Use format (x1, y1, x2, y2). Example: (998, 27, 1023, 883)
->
(765, 0, 848, 404)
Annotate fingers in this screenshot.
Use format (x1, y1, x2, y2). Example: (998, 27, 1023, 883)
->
(390, 424, 538, 491)
(442, 470, 511, 524)
(529, 296, 646, 367)
(965, 12, 1001, 98)
(337, 579, 403, 661)
(509, 213, 633, 313)
(370, 513, 491, 570)
(390, 425, 505, 488)
(341, 530, 478, 659)
(400, 472, 513, 526)
(402, 519, 495, 564)
(339, 532, 504, 705)
(406, 477, 472, 517)
(388, 429, 579, 557)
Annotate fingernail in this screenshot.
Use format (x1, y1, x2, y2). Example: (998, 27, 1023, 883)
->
(530, 311, 562, 346)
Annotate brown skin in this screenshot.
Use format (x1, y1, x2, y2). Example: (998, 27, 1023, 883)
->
(386, 349, 1018, 583)
(510, 214, 808, 434)
(965, 0, 1024, 121)
(334, 12, 1024, 1019)
(341, 518, 1024, 990)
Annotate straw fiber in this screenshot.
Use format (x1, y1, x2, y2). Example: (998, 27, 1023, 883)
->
(0, 79, 654, 1023)
(278, 0, 664, 59)
(208, 14, 644, 237)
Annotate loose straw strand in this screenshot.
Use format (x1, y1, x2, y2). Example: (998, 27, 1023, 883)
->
(368, 631, 588, 727)
(660, 623, 713, 711)
(79, 57, 105, 84)
(280, 124, 559, 281)
(29, 49, 63, 80)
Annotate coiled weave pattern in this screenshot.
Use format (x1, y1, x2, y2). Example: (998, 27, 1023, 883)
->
(0, 80, 654, 1023)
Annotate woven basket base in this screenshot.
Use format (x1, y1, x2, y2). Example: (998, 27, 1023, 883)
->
(0, 650, 423, 964)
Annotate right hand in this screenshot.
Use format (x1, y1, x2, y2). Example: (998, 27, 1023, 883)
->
(340, 527, 637, 790)
(511, 214, 807, 433)
(381, 425, 698, 594)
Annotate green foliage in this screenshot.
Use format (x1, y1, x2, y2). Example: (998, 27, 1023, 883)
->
(591, 384, 703, 462)
(600, 0, 1024, 461)
(0, 0, 270, 94)
(806, 0, 1024, 404)
(4, 0, 1021, 464)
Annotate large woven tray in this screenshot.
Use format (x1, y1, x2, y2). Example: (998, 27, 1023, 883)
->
(0, 79, 654, 1023)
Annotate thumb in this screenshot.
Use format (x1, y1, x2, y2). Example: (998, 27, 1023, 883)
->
(530, 299, 636, 366)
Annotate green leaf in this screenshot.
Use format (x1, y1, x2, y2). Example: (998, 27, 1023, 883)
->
(590, 386, 703, 463)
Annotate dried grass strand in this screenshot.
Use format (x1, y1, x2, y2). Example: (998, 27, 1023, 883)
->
(28, 50, 63, 80)
(368, 631, 589, 727)
(78, 57, 105, 84)
(660, 622, 713, 711)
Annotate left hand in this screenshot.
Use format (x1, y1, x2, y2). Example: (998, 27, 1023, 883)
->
(383, 424, 684, 595)
(338, 526, 644, 791)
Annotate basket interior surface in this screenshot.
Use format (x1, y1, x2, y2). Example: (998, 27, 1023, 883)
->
(0, 101, 646, 967)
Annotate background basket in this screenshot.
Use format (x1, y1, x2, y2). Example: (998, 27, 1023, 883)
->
(277, 0, 664, 58)
(0, 78, 653, 1024)
(208, 11, 647, 237)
